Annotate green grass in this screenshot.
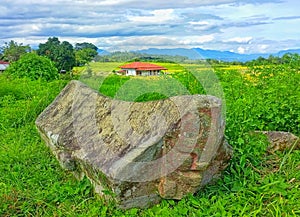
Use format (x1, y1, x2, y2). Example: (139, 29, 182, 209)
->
(79, 61, 207, 101)
(0, 62, 299, 216)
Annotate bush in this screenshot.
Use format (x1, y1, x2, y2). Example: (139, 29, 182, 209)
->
(5, 53, 59, 81)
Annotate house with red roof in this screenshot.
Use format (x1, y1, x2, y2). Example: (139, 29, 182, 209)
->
(118, 62, 167, 76)
(0, 61, 9, 72)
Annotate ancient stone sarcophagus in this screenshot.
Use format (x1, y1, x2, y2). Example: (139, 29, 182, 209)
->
(35, 80, 232, 209)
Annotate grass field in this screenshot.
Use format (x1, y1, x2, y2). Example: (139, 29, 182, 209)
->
(79, 62, 211, 101)
(0, 62, 299, 216)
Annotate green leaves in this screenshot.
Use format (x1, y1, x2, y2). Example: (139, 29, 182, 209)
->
(219, 64, 299, 137)
(75, 48, 98, 66)
(37, 37, 76, 72)
(2, 40, 31, 62)
(5, 53, 59, 81)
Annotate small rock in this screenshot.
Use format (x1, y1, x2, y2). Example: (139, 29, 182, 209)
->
(260, 131, 299, 152)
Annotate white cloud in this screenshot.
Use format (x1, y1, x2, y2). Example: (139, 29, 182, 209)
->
(188, 21, 210, 25)
(237, 46, 246, 54)
(0, 0, 300, 53)
(180, 35, 215, 45)
(94, 35, 215, 51)
(224, 37, 253, 43)
(257, 44, 269, 53)
(93, 0, 131, 6)
(127, 9, 178, 24)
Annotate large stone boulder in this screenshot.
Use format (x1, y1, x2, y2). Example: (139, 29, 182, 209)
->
(35, 80, 232, 209)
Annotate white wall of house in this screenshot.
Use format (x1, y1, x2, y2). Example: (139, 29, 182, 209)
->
(121, 68, 162, 76)
(126, 69, 136, 76)
(0, 64, 9, 72)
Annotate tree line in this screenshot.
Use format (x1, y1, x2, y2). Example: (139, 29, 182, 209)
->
(1, 38, 299, 71)
(0, 37, 98, 71)
(245, 53, 300, 68)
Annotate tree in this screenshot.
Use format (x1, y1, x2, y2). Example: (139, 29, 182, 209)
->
(5, 53, 58, 81)
(74, 42, 98, 66)
(2, 40, 31, 62)
(60, 41, 76, 71)
(37, 37, 76, 72)
(284, 53, 300, 69)
(75, 42, 98, 51)
(267, 54, 281, 64)
(75, 48, 98, 66)
(282, 53, 293, 64)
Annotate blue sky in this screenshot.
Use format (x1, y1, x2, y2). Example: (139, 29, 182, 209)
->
(0, 0, 299, 54)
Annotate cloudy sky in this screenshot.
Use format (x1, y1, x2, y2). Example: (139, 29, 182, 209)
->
(0, 0, 299, 54)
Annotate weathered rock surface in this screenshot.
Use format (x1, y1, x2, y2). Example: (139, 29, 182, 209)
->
(35, 80, 232, 209)
(259, 131, 299, 152)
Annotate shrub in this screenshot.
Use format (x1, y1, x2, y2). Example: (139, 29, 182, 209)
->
(5, 53, 59, 81)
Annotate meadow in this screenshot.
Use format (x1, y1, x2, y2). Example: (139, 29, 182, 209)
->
(0, 61, 299, 216)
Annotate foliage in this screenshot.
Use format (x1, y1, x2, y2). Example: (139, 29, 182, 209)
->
(75, 42, 98, 51)
(246, 53, 300, 69)
(216, 64, 299, 137)
(1, 40, 31, 62)
(74, 42, 98, 66)
(0, 60, 299, 216)
(37, 37, 76, 72)
(95, 51, 190, 63)
(75, 48, 98, 66)
(37, 38, 99, 69)
(5, 53, 59, 81)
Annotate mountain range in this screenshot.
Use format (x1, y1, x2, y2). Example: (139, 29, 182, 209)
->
(98, 48, 300, 62)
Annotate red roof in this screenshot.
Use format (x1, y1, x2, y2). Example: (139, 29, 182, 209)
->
(0, 61, 9, 64)
(119, 62, 167, 71)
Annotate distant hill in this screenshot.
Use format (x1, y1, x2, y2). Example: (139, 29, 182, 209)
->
(97, 49, 110, 55)
(136, 48, 300, 62)
(98, 47, 300, 62)
(137, 48, 269, 62)
(137, 48, 200, 60)
(275, 49, 300, 57)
